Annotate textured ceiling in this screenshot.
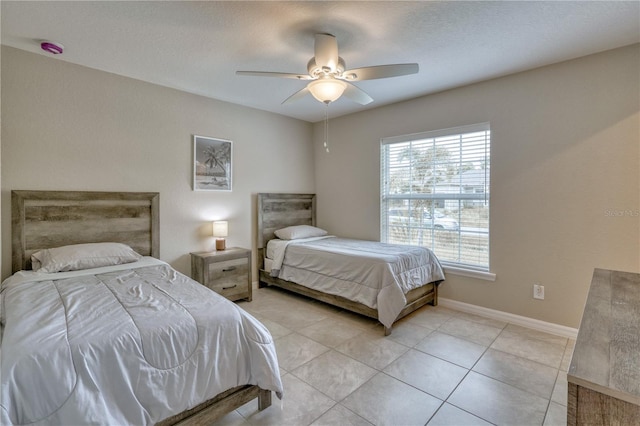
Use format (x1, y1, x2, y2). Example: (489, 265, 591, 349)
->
(2, 1, 639, 122)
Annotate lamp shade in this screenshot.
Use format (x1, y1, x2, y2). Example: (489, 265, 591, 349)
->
(308, 77, 347, 103)
(212, 221, 228, 238)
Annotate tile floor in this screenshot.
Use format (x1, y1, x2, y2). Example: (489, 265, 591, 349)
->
(221, 286, 574, 426)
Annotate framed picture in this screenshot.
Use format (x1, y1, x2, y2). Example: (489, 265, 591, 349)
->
(193, 135, 232, 191)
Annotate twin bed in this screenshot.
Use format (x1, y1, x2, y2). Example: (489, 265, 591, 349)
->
(257, 193, 445, 336)
(1, 191, 281, 426)
(1, 190, 444, 425)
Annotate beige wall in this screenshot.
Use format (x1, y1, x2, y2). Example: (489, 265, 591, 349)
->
(313, 44, 640, 328)
(1, 46, 314, 279)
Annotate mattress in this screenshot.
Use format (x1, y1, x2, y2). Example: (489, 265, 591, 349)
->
(0, 257, 283, 426)
(266, 237, 444, 328)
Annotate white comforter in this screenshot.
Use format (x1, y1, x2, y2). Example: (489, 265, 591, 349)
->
(268, 237, 445, 328)
(0, 258, 282, 426)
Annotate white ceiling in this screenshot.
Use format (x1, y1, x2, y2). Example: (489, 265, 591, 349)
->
(2, 1, 639, 123)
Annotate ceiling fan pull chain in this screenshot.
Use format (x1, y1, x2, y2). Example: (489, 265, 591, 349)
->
(323, 103, 330, 153)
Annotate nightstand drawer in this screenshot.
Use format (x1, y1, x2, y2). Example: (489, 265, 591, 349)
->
(207, 258, 249, 298)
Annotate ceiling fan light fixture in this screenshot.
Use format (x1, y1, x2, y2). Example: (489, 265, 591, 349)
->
(308, 78, 347, 104)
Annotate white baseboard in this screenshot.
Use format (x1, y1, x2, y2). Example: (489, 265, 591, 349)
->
(439, 298, 578, 339)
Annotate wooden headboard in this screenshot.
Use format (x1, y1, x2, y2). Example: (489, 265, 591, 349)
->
(12, 190, 160, 273)
(256, 193, 315, 267)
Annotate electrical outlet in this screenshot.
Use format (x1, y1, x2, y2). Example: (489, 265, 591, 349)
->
(533, 284, 545, 300)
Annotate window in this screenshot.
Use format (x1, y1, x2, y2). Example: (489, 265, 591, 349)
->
(381, 123, 490, 272)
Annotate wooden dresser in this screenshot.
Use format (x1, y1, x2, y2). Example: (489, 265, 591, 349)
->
(567, 268, 640, 425)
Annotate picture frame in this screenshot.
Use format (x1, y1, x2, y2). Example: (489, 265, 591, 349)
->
(193, 135, 232, 191)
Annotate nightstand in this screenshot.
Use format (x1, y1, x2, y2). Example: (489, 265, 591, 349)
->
(190, 247, 252, 302)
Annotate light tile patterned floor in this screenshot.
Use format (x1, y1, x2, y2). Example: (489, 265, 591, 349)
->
(219, 286, 573, 426)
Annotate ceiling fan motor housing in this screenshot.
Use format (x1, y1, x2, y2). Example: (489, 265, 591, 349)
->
(308, 57, 346, 78)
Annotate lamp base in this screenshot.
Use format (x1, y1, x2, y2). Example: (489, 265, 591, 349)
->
(215, 238, 226, 251)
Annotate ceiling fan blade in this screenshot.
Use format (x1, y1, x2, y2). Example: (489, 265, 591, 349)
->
(236, 71, 313, 80)
(282, 86, 310, 104)
(314, 33, 339, 72)
(343, 83, 373, 105)
(342, 63, 419, 81)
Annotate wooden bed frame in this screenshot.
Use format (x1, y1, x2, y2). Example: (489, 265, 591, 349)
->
(11, 190, 272, 426)
(256, 192, 441, 336)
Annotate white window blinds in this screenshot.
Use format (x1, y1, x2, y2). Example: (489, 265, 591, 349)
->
(381, 123, 490, 270)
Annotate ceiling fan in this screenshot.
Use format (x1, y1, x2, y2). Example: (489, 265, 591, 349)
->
(236, 33, 419, 105)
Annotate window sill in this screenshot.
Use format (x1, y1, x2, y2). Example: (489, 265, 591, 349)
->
(443, 265, 496, 281)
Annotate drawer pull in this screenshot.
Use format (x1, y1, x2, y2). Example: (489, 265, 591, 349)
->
(222, 266, 236, 272)
(222, 284, 237, 290)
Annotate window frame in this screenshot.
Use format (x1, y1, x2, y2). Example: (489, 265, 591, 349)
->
(380, 122, 493, 278)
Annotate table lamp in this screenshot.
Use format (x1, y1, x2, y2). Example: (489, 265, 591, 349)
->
(213, 221, 228, 251)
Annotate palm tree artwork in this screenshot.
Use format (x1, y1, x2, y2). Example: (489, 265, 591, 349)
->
(194, 136, 232, 191)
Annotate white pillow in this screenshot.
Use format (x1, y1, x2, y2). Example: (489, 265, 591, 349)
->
(274, 225, 327, 240)
(31, 242, 142, 273)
